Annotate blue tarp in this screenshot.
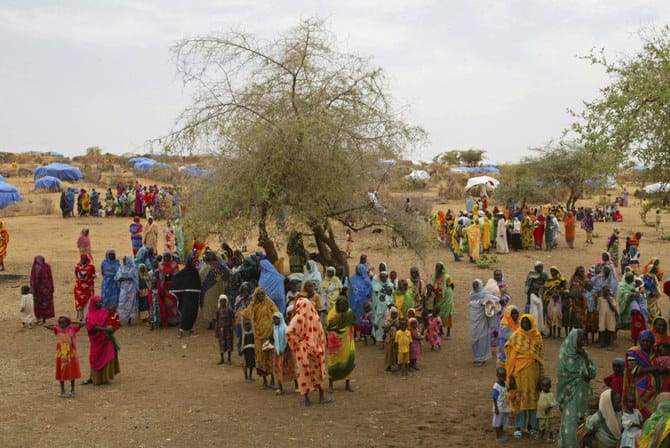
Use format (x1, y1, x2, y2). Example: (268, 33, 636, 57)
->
(449, 166, 501, 174)
(377, 159, 397, 167)
(631, 165, 649, 171)
(0, 182, 22, 209)
(0, 174, 5, 183)
(133, 160, 170, 170)
(35, 176, 62, 191)
(128, 157, 154, 164)
(180, 166, 205, 176)
(47, 151, 64, 157)
(34, 163, 83, 181)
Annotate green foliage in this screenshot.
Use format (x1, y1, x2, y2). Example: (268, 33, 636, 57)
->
(432, 148, 486, 166)
(660, 233, 670, 241)
(495, 162, 545, 206)
(571, 26, 670, 182)
(432, 150, 461, 165)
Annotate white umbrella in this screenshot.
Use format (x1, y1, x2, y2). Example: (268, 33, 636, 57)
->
(465, 176, 500, 195)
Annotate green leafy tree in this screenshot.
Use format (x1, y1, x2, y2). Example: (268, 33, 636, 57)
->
(160, 19, 425, 269)
(432, 150, 461, 165)
(459, 148, 486, 166)
(571, 26, 670, 181)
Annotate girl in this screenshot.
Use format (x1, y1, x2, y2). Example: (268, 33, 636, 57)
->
(408, 318, 423, 371)
(215, 295, 235, 365)
(241, 320, 255, 382)
(359, 302, 373, 345)
(383, 307, 399, 372)
(46, 315, 82, 398)
(425, 309, 442, 350)
(345, 229, 353, 258)
(271, 311, 295, 395)
(620, 392, 643, 448)
(546, 293, 562, 338)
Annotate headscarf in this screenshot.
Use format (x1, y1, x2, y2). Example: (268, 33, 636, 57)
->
(505, 313, 544, 366)
(484, 278, 501, 297)
(499, 305, 519, 338)
(171, 255, 202, 292)
(138, 263, 152, 287)
(31, 255, 53, 291)
(598, 389, 622, 439)
(349, 264, 372, 324)
(638, 392, 670, 448)
(85, 295, 115, 371)
(304, 260, 322, 291)
(556, 329, 595, 407)
(258, 259, 286, 314)
(272, 311, 288, 355)
(640, 329, 657, 347)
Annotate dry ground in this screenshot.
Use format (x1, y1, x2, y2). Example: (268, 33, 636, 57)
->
(1, 178, 668, 447)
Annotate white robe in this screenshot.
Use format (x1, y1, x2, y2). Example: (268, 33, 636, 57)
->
(496, 219, 509, 254)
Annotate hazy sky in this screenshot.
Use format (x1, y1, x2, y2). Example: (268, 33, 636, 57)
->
(1, 0, 669, 163)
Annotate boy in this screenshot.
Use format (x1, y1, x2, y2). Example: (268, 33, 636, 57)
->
(241, 319, 255, 382)
(536, 377, 559, 442)
(395, 318, 411, 378)
(20, 285, 35, 329)
(492, 366, 511, 442)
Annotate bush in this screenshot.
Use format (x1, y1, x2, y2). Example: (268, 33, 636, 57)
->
(476, 253, 497, 269)
(660, 233, 670, 241)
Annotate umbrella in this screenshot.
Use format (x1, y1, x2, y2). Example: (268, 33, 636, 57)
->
(465, 176, 500, 196)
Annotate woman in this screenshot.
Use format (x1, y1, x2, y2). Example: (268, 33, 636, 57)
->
(644, 266, 663, 322)
(100, 249, 121, 308)
(581, 210, 594, 244)
(505, 314, 544, 437)
(31, 255, 55, 323)
(77, 227, 92, 257)
(286, 292, 332, 405)
(638, 392, 670, 448)
(349, 264, 372, 326)
(433, 262, 455, 337)
(326, 296, 356, 392)
(521, 210, 533, 250)
(242, 287, 278, 388)
(533, 214, 545, 249)
(617, 272, 638, 330)
(579, 389, 622, 448)
(497, 305, 518, 367)
(259, 259, 286, 315)
(0, 220, 8, 271)
(568, 266, 588, 330)
(496, 214, 509, 254)
(114, 256, 139, 325)
(173, 219, 185, 262)
(322, 266, 344, 313)
(304, 259, 323, 293)
(624, 330, 660, 420)
(171, 255, 202, 338)
(564, 210, 575, 249)
(73, 253, 96, 322)
(466, 220, 481, 262)
(234, 282, 252, 353)
(200, 251, 230, 327)
(511, 217, 522, 251)
(164, 220, 176, 256)
(83, 296, 120, 386)
(158, 252, 179, 326)
(469, 279, 498, 366)
(557, 329, 596, 448)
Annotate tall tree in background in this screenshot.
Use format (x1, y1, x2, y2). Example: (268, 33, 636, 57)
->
(160, 19, 425, 269)
(571, 26, 670, 180)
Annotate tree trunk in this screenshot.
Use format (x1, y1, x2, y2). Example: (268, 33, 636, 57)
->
(310, 220, 349, 276)
(256, 201, 279, 264)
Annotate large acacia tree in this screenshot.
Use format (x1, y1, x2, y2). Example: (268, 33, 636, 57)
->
(160, 19, 424, 269)
(571, 26, 670, 180)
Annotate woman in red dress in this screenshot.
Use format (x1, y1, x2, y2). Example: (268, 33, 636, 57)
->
(533, 214, 545, 250)
(74, 253, 96, 322)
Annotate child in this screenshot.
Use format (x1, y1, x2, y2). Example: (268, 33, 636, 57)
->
(215, 295, 235, 365)
(345, 229, 353, 258)
(395, 318, 411, 378)
(656, 209, 662, 232)
(492, 366, 511, 442)
(603, 358, 624, 398)
(597, 285, 618, 350)
(241, 319, 255, 382)
(425, 309, 443, 351)
(630, 293, 646, 344)
(547, 292, 562, 338)
(20, 285, 35, 329)
(106, 303, 121, 352)
(621, 392, 643, 448)
(359, 302, 373, 345)
(584, 280, 598, 344)
(45, 315, 83, 398)
(271, 311, 295, 395)
(536, 377, 559, 443)
(561, 292, 572, 336)
(408, 317, 423, 372)
(383, 307, 399, 372)
(655, 342, 670, 392)
(423, 283, 435, 319)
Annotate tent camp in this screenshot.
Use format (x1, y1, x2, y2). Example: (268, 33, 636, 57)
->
(128, 157, 154, 165)
(405, 170, 431, 181)
(179, 166, 206, 176)
(0, 182, 22, 208)
(35, 176, 62, 191)
(133, 160, 170, 170)
(34, 163, 83, 181)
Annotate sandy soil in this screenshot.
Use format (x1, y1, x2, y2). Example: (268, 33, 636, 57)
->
(1, 179, 668, 448)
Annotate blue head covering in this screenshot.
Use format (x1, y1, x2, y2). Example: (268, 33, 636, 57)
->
(272, 311, 288, 355)
(639, 330, 656, 345)
(259, 259, 286, 314)
(348, 264, 372, 324)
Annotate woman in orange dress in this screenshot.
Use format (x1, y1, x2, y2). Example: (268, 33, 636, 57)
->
(0, 220, 9, 271)
(564, 211, 576, 249)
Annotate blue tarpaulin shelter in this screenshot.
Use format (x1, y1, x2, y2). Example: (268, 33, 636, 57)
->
(179, 166, 205, 176)
(448, 165, 501, 174)
(128, 157, 154, 164)
(134, 160, 169, 170)
(35, 176, 62, 191)
(0, 174, 5, 183)
(631, 165, 649, 171)
(34, 163, 83, 181)
(0, 182, 22, 208)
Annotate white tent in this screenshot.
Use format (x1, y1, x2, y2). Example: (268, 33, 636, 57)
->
(465, 176, 500, 196)
(643, 182, 670, 194)
(405, 170, 430, 181)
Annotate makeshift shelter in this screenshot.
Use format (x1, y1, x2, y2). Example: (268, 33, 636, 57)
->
(0, 182, 22, 208)
(133, 160, 170, 171)
(34, 163, 83, 181)
(35, 176, 62, 191)
(178, 166, 206, 176)
(128, 157, 154, 165)
(643, 182, 670, 194)
(0, 174, 5, 183)
(465, 175, 500, 197)
(405, 170, 431, 181)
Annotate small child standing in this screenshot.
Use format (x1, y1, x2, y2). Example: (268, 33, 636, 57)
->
(359, 302, 373, 345)
(395, 318, 411, 378)
(620, 392, 643, 448)
(106, 303, 121, 352)
(383, 307, 399, 372)
(425, 309, 442, 350)
(20, 285, 35, 329)
(656, 209, 662, 232)
(492, 366, 511, 442)
(603, 358, 625, 397)
(408, 318, 423, 371)
(241, 320, 255, 382)
(215, 295, 235, 365)
(45, 314, 83, 398)
(547, 293, 562, 338)
(536, 377, 559, 442)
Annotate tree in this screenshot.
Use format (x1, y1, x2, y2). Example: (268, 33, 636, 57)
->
(571, 26, 670, 181)
(432, 150, 460, 165)
(459, 148, 486, 166)
(160, 18, 425, 270)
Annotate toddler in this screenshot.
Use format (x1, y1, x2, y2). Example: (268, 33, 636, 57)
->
(492, 366, 511, 442)
(383, 307, 399, 372)
(603, 358, 625, 397)
(536, 377, 559, 443)
(395, 318, 411, 378)
(425, 308, 442, 350)
(547, 292, 562, 338)
(620, 392, 643, 448)
(359, 302, 373, 345)
(45, 314, 83, 398)
(215, 295, 235, 365)
(20, 285, 35, 329)
(408, 318, 423, 372)
(241, 320, 255, 382)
